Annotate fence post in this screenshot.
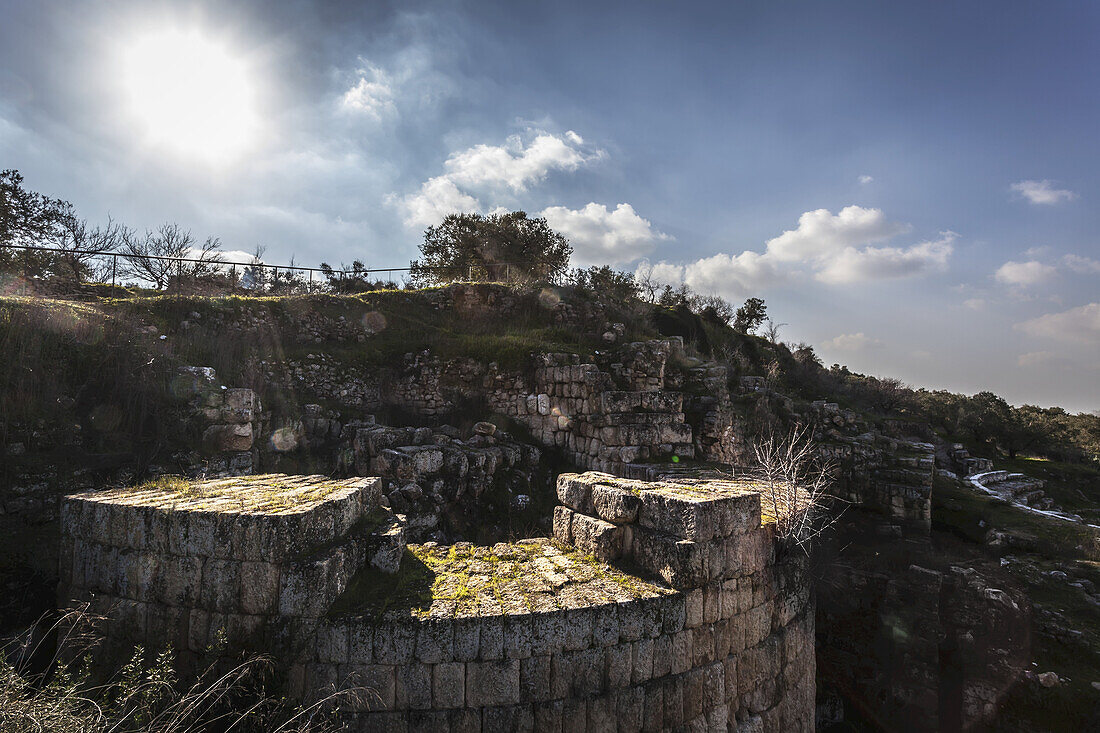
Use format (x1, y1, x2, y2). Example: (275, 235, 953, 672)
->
(111, 254, 117, 287)
(308, 269, 312, 293)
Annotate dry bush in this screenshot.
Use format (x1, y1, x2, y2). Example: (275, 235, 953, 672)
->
(0, 605, 359, 733)
(747, 423, 841, 553)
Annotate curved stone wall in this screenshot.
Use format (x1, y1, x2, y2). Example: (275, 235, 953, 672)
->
(58, 472, 814, 732)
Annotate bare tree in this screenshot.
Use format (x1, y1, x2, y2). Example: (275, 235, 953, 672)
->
(49, 211, 125, 281)
(762, 318, 788, 345)
(634, 265, 662, 303)
(120, 223, 222, 289)
(747, 424, 838, 553)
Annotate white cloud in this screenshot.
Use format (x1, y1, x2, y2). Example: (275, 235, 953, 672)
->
(542, 203, 669, 266)
(964, 298, 986, 311)
(634, 250, 787, 300)
(632, 206, 954, 300)
(393, 176, 480, 229)
(858, 175, 874, 185)
(1063, 253, 1100, 274)
(341, 66, 396, 119)
(1011, 179, 1077, 205)
(763, 205, 909, 262)
(443, 131, 601, 192)
(994, 259, 1057, 286)
(814, 232, 956, 284)
(1015, 302, 1100, 343)
(821, 332, 884, 351)
(392, 130, 603, 228)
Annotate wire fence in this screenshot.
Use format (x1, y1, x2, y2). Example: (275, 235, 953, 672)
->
(0, 243, 533, 296)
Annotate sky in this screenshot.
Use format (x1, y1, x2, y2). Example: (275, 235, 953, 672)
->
(1, 0, 1098, 413)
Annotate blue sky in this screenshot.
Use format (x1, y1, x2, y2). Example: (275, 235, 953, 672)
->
(1, 0, 1097, 412)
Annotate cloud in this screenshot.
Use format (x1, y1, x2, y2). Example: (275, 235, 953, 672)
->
(1063, 253, 1100, 274)
(633, 206, 954, 300)
(964, 298, 986, 311)
(1017, 351, 1069, 368)
(815, 232, 955, 284)
(1010, 179, 1077, 205)
(821, 332, 884, 351)
(542, 202, 670, 266)
(858, 175, 874, 185)
(634, 250, 788, 300)
(444, 132, 602, 192)
(392, 130, 603, 228)
(994, 259, 1057, 286)
(1015, 302, 1100, 344)
(393, 176, 480, 229)
(341, 66, 395, 119)
(763, 205, 909, 262)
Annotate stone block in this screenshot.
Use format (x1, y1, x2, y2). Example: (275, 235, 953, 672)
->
(374, 620, 417, 665)
(571, 514, 624, 562)
(348, 624, 374, 664)
(317, 623, 349, 664)
(520, 654, 552, 702)
(432, 661, 466, 708)
(591, 484, 641, 525)
(395, 662, 432, 710)
(607, 643, 632, 688)
(552, 506, 574, 545)
(416, 619, 453, 663)
(239, 561, 280, 615)
(466, 659, 520, 707)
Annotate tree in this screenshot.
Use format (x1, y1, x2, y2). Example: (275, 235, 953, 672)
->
(733, 297, 767, 334)
(0, 169, 70, 248)
(120, 223, 223, 289)
(409, 211, 572, 286)
(567, 265, 639, 303)
(47, 211, 125, 281)
(693, 294, 734, 325)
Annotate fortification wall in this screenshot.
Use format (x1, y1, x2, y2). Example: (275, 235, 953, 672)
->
(58, 471, 815, 732)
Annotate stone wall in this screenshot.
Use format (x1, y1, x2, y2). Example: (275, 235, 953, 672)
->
(58, 471, 816, 732)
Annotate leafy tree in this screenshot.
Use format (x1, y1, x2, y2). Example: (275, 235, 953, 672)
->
(733, 297, 767, 334)
(320, 259, 397, 293)
(409, 211, 572, 286)
(0, 169, 70, 248)
(567, 265, 639, 302)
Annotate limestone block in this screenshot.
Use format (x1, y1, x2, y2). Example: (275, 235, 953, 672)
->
(607, 643, 632, 688)
(519, 654, 552, 703)
(537, 394, 550, 415)
(223, 388, 259, 422)
(415, 620, 453, 663)
(202, 423, 254, 452)
(374, 620, 417, 665)
(571, 513, 624, 562)
(348, 624, 374, 664)
(200, 558, 242, 613)
(552, 506, 574, 545)
(452, 618, 480, 661)
(551, 648, 604, 699)
(395, 662, 432, 710)
(466, 659, 520, 707)
(154, 555, 203, 607)
(239, 561, 280, 615)
(433, 661, 466, 708)
(591, 485, 641, 525)
(632, 527, 706, 589)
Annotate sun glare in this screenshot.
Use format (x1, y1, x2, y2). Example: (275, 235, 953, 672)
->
(119, 27, 259, 162)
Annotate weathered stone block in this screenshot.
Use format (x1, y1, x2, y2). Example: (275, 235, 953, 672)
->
(571, 513, 624, 562)
(466, 659, 520, 707)
(432, 661, 466, 708)
(591, 484, 641, 525)
(395, 662, 432, 710)
(239, 561, 280, 615)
